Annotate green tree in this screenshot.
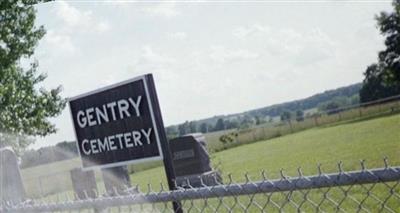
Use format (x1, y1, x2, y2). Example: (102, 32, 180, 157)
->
(0, 0, 65, 153)
(280, 110, 294, 133)
(280, 111, 292, 122)
(360, 0, 400, 102)
(178, 121, 190, 136)
(360, 64, 399, 102)
(165, 126, 178, 139)
(295, 110, 304, 122)
(376, 1, 400, 85)
(189, 121, 197, 133)
(199, 122, 208, 133)
(214, 118, 225, 131)
(268, 117, 273, 123)
(239, 115, 254, 129)
(225, 119, 239, 129)
(319, 101, 341, 114)
(350, 94, 360, 105)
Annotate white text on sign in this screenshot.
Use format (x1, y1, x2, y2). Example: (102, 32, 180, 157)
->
(81, 128, 152, 155)
(76, 96, 142, 128)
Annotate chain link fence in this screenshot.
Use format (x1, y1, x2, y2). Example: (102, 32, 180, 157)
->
(2, 159, 400, 212)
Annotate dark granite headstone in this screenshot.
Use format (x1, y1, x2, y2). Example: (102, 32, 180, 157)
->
(101, 166, 131, 196)
(170, 133, 212, 177)
(70, 168, 97, 200)
(170, 133, 221, 187)
(0, 147, 26, 204)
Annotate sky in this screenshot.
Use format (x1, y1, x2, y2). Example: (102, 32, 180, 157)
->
(30, 0, 392, 149)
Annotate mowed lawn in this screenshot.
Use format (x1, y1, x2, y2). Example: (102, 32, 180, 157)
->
(21, 113, 399, 211)
(126, 113, 400, 212)
(130, 113, 400, 188)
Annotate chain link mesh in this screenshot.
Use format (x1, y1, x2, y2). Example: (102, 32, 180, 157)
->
(2, 161, 400, 213)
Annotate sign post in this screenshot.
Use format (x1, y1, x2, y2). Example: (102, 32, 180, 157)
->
(69, 74, 182, 212)
(146, 75, 183, 213)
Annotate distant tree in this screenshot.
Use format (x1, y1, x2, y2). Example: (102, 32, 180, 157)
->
(56, 141, 78, 155)
(207, 123, 214, 132)
(350, 94, 360, 105)
(166, 126, 178, 139)
(280, 110, 294, 133)
(323, 101, 341, 114)
(239, 115, 254, 128)
(178, 124, 185, 136)
(360, 1, 400, 102)
(295, 110, 304, 122)
(178, 121, 190, 136)
(199, 122, 208, 133)
(0, 0, 66, 153)
(226, 119, 239, 129)
(254, 116, 261, 125)
(189, 121, 197, 133)
(214, 118, 225, 131)
(280, 111, 292, 122)
(223, 120, 230, 129)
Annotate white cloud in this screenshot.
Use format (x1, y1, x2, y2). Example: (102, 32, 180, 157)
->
(277, 28, 336, 65)
(55, 0, 88, 27)
(142, 2, 179, 18)
(54, 1, 110, 33)
(167, 32, 187, 40)
(234, 24, 336, 66)
(43, 30, 75, 54)
(96, 21, 111, 32)
(102, 0, 133, 6)
(233, 24, 270, 39)
(209, 46, 259, 63)
(140, 46, 176, 64)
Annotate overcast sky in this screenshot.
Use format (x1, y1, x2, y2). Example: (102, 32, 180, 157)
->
(30, 0, 392, 149)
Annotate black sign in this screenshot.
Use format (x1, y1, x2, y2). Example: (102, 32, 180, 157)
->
(69, 74, 163, 169)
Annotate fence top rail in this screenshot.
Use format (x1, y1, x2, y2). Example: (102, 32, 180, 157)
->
(2, 158, 400, 213)
(317, 93, 400, 115)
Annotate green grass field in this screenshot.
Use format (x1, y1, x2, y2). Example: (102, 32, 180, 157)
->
(20, 111, 400, 212)
(119, 113, 399, 212)
(204, 100, 400, 153)
(130, 113, 400, 189)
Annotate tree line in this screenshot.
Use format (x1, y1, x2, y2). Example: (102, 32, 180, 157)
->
(164, 83, 361, 138)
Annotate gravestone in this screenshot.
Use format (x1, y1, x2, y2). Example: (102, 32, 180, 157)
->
(70, 168, 97, 200)
(0, 147, 26, 204)
(169, 133, 222, 187)
(101, 166, 131, 196)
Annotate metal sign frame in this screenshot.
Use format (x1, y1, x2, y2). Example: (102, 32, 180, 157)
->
(68, 74, 163, 171)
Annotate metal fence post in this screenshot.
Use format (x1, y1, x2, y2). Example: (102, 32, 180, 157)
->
(38, 176, 44, 198)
